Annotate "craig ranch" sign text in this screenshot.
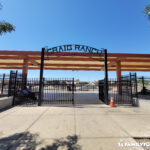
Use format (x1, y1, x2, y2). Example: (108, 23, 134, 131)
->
(47, 44, 102, 54)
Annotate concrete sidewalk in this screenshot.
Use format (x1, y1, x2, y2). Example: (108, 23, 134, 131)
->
(0, 104, 150, 150)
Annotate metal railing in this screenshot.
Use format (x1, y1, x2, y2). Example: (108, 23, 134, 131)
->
(99, 73, 138, 105)
(14, 78, 74, 105)
(75, 84, 98, 91)
(0, 73, 10, 96)
(108, 79, 132, 105)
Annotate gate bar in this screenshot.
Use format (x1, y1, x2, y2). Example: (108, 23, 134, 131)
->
(72, 78, 74, 104)
(1, 73, 5, 94)
(8, 70, 13, 97)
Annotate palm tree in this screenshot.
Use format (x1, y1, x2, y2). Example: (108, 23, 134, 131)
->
(0, 3, 15, 35)
(144, 5, 150, 20)
(0, 21, 15, 35)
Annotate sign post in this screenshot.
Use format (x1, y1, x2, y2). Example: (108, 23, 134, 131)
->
(104, 49, 109, 105)
(38, 48, 45, 106)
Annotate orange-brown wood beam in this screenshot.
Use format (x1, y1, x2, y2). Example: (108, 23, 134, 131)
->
(1, 55, 150, 62)
(0, 67, 150, 71)
(0, 51, 150, 58)
(0, 63, 104, 67)
(28, 59, 39, 66)
(22, 59, 28, 77)
(1, 63, 150, 69)
(0, 56, 113, 61)
(121, 59, 150, 63)
(22, 59, 28, 88)
(116, 61, 121, 81)
(116, 60, 122, 94)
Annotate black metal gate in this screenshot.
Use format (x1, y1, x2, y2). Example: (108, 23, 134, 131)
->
(0, 73, 10, 97)
(108, 73, 138, 105)
(14, 78, 39, 105)
(41, 78, 74, 105)
(8, 71, 19, 97)
(13, 77, 74, 105)
(99, 73, 138, 106)
(98, 80, 105, 103)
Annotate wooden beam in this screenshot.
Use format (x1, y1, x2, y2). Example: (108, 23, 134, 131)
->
(116, 60, 122, 94)
(0, 56, 115, 61)
(0, 66, 150, 71)
(0, 63, 104, 67)
(0, 50, 150, 58)
(22, 59, 28, 76)
(0, 63, 150, 68)
(44, 57, 105, 61)
(121, 59, 150, 63)
(116, 60, 121, 81)
(121, 65, 150, 68)
(1, 63, 150, 71)
(1, 62, 150, 68)
(28, 59, 39, 66)
(0, 55, 150, 63)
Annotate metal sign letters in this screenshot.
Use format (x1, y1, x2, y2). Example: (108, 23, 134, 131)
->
(47, 44, 103, 54)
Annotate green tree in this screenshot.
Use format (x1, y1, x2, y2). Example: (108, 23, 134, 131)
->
(0, 3, 15, 35)
(144, 5, 150, 20)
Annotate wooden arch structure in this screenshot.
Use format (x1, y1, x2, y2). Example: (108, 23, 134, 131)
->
(0, 49, 150, 105)
(0, 50, 150, 80)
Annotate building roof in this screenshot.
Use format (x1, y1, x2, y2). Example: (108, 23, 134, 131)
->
(0, 50, 150, 71)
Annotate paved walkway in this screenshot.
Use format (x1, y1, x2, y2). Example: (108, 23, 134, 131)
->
(0, 102, 150, 150)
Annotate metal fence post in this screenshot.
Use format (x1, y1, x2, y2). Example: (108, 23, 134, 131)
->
(142, 76, 144, 94)
(38, 48, 45, 106)
(8, 70, 13, 97)
(130, 73, 133, 104)
(104, 49, 109, 105)
(134, 73, 138, 106)
(98, 81, 100, 100)
(72, 78, 74, 104)
(1, 73, 5, 94)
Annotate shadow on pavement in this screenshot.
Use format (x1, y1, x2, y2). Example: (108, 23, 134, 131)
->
(138, 94, 150, 100)
(0, 132, 81, 150)
(0, 106, 13, 113)
(41, 135, 81, 150)
(0, 132, 41, 150)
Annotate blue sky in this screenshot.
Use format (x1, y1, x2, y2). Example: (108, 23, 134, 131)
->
(0, 0, 150, 81)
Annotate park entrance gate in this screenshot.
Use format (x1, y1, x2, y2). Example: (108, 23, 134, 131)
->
(38, 44, 109, 106)
(11, 45, 108, 106)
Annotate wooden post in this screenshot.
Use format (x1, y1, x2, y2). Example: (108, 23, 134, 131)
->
(116, 60, 121, 95)
(116, 60, 121, 82)
(22, 59, 28, 89)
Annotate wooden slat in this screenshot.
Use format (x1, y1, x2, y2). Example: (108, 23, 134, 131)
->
(0, 66, 150, 71)
(1, 63, 150, 68)
(0, 50, 150, 58)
